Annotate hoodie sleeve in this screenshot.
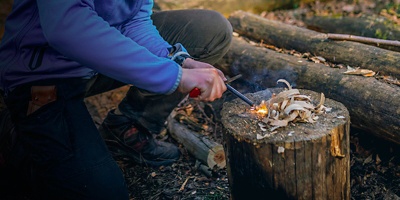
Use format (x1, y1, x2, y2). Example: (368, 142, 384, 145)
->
(119, 0, 172, 57)
(35, 0, 181, 94)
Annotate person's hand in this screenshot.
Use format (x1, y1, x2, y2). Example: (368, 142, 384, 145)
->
(178, 59, 227, 101)
(182, 58, 226, 81)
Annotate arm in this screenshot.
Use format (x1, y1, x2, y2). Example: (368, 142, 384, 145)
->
(36, 0, 181, 94)
(119, 0, 171, 57)
(117, 0, 228, 101)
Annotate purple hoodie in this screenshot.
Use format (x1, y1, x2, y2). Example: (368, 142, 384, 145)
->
(0, 0, 183, 95)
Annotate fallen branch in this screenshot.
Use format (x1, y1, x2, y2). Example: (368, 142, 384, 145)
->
(179, 176, 192, 192)
(327, 33, 400, 48)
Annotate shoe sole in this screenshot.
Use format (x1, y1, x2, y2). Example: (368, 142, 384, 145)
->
(104, 139, 177, 167)
(99, 126, 178, 167)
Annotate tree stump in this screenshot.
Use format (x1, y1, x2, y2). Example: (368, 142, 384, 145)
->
(221, 88, 350, 200)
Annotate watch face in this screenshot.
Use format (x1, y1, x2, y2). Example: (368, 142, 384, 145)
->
(172, 53, 192, 66)
(177, 56, 186, 66)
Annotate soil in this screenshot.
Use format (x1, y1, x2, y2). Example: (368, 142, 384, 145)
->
(0, 0, 399, 199)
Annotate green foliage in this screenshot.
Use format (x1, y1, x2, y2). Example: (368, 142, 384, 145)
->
(375, 28, 389, 40)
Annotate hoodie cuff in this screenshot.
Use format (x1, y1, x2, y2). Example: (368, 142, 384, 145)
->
(165, 64, 182, 95)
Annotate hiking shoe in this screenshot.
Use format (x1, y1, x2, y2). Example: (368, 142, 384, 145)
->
(98, 110, 180, 167)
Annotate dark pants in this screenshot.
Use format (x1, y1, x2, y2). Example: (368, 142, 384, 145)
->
(1, 9, 232, 200)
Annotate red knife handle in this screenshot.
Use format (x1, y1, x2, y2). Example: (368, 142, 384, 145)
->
(189, 87, 201, 98)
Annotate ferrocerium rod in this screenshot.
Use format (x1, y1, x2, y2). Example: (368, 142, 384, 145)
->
(225, 84, 254, 107)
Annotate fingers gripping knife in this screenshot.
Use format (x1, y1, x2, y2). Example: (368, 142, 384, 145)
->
(189, 75, 255, 107)
(168, 44, 252, 106)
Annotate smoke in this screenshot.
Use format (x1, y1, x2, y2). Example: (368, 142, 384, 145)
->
(230, 63, 299, 94)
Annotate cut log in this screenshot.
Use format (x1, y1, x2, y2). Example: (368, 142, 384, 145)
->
(215, 37, 400, 144)
(167, 110, 226, 169)
(228, 10, 400, 79)
(221, 88, 350, 200)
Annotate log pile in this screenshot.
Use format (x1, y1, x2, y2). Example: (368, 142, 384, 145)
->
(216, 11, 400, 144)
(283, 12, 400, 52)
(227, 10, 400, 79)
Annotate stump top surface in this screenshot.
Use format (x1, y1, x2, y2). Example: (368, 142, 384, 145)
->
(221, 88, 349, 143)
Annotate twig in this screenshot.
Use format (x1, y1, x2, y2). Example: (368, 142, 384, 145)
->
(179, 176, 192, 192)
(327, 33, 400, 47)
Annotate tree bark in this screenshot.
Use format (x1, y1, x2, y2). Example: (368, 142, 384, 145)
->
(228, 10, 400, 79)
(167, 111, 226, 169)
(216, 37, 400, 144)
(221, 88, 350, 200)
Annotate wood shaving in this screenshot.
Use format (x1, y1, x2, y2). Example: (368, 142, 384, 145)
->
(253, 79, 330, 135)
(277, 146, 285, 153)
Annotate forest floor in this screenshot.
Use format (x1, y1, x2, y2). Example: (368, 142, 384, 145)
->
(0, 0, 399, 199)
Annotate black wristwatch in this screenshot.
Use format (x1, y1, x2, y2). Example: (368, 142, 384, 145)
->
(171, 52, 192, 66)
(168, 43, 193, 66)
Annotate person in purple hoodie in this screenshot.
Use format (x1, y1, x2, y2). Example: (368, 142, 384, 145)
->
(0, 0, 232, 199)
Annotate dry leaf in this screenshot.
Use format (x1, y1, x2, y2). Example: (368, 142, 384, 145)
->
(363, 154, 373, 165)
(376, 154, 382, 165)
(344, 66, 376, 77)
